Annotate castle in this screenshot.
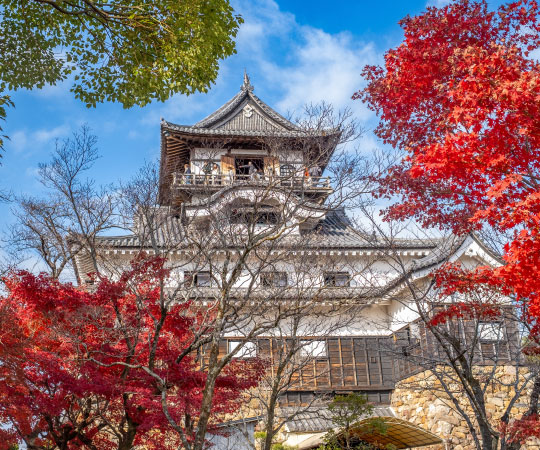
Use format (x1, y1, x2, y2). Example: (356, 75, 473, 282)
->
(74, 75, 506, 449)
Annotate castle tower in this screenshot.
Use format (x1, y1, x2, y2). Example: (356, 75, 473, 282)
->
(72, 75, 507, 449)
(158, 73, 336, 209)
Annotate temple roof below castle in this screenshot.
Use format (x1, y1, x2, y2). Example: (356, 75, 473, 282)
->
(90, 208, 441, 252)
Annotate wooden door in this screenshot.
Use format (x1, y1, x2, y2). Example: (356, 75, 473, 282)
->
(263, 156, 280, 177)
(221, 154, 235, 174)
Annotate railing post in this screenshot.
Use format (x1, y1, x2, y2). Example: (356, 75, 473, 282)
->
(172, 172, 332, 190)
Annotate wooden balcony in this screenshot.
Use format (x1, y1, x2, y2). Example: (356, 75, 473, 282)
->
(171, 172, 332, 194)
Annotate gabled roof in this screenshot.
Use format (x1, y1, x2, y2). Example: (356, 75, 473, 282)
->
(160, 73, 334, 138)
(282, 407, 443, 450)
(309, 208, 440, 250)
(194, 72, 299, 131)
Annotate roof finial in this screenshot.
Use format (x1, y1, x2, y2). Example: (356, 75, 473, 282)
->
(242, 69, 253, 92)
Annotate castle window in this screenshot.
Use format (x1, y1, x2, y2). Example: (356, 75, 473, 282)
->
(256, 211, 280, 225)
(228, 340, 257, 359)
(323, 272, 350, 287)
(300, 340, 327, 359)
(408, 323, 421, 346)
(261, 272, 287, 287)
(230, 205, 280, 225)
(184, 271, 211, 287)
(478, 322, 502, 342)
(280, 164, 295, 177)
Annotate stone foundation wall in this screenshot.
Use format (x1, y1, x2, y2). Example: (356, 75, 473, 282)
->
(391, 367, 540, 449)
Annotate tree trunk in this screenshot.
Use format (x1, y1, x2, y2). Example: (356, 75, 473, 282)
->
(117, 419, 138, 450)
(470, 382, 497, 450)
(262, 386, 279, 450)
(192, 340, 221, 450)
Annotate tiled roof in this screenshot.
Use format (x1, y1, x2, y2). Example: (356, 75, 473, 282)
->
(283, 406, 395, 433)
(96, 211, 185, 248)
(161, 74, 334, 138)
(303, 208, 441, 250)
(283, 409, 443, 449)
(92, 208, 441, 252)
(194, 73, 299, 130)
(302, 209, 369, 248)
(161, 121, 331, 138)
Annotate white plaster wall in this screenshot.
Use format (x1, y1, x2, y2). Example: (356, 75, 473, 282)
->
(192, 148, 227, 161)
(207, 422, 255, 450)
(388, 298, 420, 332)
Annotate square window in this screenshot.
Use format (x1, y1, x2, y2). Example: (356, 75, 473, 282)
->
(479, 322, 502, 342)
(409, 323, 421, 346)
(261, 272, 287, 287)
(228, 340, 257, 359)
(185, 271, 211, 287)
(300, 340, 327, 358)
(323, 272, 350, 287)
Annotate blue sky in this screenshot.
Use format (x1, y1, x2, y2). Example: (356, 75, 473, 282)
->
(1, 0, 505, 229)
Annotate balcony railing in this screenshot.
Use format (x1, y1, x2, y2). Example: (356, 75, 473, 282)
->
(171, 173, 332, 191)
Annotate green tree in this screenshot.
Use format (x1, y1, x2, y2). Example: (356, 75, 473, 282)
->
(0, 95, 13, 152)
(0, 0, 243, 149)
(319, 394, 396, 450)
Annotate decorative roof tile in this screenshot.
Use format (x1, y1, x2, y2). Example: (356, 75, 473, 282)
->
(161, 120, 330, 138)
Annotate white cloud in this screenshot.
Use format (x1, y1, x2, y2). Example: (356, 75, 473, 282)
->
(34, 125, 69, 143)
(140, 92, 214, 126)
(8, 124, 69, 154)
(24, 166, 40, 178)
(357, 133, 381, 154)
(10, 130, 28, 153)
(268, 28, 377, 121)
(33, 80, 72, 100)
(233, 0, 295, 53)
(144, 0, 380, 130)
(426, 0, 451, 7)
(228, 0, 379, 122)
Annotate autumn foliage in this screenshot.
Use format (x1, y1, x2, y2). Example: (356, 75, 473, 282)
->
(0, 255, 263, 449)
(358, 0, 540, 306)
(358, 0, 540, 444)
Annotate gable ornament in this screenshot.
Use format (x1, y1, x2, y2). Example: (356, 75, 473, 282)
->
(243, 105, 254, 119)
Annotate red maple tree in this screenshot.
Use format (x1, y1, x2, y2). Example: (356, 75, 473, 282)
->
(358, 0, 540, 307)
(0, 254, 263, 449)
(357, 0, 540, 446)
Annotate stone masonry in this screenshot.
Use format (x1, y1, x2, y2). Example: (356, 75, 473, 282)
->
(391, 367, 540, 449)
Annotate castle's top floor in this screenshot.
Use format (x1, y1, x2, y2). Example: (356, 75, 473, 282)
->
(158, 74, 339, 206)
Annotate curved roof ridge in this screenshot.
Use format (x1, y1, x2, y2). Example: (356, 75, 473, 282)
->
(194, 88, 247, 128)
(160, 121, 332, 138)
(248, 91, 299, 131)
(191, 74, 299, 130)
